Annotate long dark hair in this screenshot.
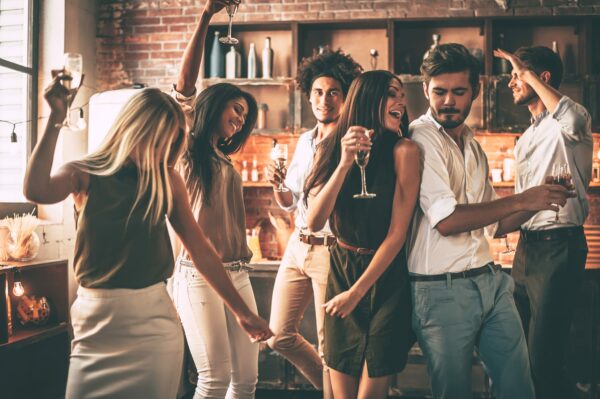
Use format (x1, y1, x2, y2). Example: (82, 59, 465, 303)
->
(303, 70, 407, 205)
(183, 83, 258, 205)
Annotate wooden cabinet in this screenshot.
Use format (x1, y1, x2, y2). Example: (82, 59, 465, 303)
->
(0, 259, 70, 399)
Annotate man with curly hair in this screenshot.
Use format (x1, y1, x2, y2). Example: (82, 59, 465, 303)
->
(266, 49, 362, 398)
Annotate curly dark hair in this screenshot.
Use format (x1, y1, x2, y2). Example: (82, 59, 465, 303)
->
(295, 48, 363, 97)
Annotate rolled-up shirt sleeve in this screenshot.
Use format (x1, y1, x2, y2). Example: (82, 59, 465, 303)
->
(170, 84, 197, 132)
(481, 159, 500, 237)
(552, 96, 592, 143)
(411, 124, 458, 228)
(280, 136, 306, 212)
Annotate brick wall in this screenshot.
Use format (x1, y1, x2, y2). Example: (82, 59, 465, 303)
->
(96, 0, 600, 91)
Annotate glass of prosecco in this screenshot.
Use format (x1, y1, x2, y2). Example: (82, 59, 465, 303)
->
(55, 53, 83, 130)
(271, 143, 289, 192)
(353, 128, 376, 199)
(219, 1, 239, 45)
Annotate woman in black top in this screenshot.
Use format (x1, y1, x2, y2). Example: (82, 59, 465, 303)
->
(304, 70, 420, 399)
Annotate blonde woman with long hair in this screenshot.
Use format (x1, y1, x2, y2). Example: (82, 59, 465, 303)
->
(24, 71, 272, 399)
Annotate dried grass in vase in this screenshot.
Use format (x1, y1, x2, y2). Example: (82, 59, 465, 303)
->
(5, 213, 41, 262)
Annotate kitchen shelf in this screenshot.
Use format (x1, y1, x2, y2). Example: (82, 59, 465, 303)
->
(243, 181, 271, 188)
(201, 77, 294, 86)
(0, 322, 68, 352)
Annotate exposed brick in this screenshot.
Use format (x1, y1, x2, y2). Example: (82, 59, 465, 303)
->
(161, 16, 197, 24)
(151, 50, 183, 59)
(126, 42, 161, 51)
(135, 25, 169, 34)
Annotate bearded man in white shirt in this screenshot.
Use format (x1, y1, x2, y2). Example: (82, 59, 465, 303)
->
(408, 43, 574, 399)
(265, 49, 363, 399)
(495, 46, 592, 399)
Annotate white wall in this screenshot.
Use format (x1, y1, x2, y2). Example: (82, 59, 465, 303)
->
(36, 0, 96, 304)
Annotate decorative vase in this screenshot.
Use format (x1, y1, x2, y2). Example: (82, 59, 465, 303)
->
(7, 231, 40, 262)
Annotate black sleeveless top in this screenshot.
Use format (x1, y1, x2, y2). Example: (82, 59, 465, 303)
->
(324, 131, 413, 378)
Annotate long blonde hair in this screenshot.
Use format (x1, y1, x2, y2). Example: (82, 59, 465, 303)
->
(74, 88, 187, 225)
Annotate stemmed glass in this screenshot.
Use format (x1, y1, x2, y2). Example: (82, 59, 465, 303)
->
(271, 143, 289, 193)
(501, 235, 515, 255)
(353, 129, 376, 199)
(55, 53, 83, 130)
(548, 162, 572, 224)
(219, 1, 239, 45)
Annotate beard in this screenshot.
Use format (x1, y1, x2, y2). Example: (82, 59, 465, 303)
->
(316, 114, 339, 124)
(431, 103, 472, 129)
(514, 90, 538, 106)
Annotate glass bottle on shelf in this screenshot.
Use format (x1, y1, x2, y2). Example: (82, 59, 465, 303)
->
(423, 34, 441, 61)
(251, 157, 259, 182)
(241, 160, 249, 182)
(209, 31, 224, 78)
(262, 37, 273, 79)
(552, 40, 559, 55)
(497, 33, 510, 74)
(247, 42, 257, 79)
(257, 103, 268, 130)
(226, 46, 241, 79)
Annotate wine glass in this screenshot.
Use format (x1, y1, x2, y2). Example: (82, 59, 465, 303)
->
(219, 1, 239, 45)
(271, 144, 289, 193)
(500, 235, 515, 255)
(548, 163, 572, 224)
(55, 53, 83, 130)
(353, 129, 376, 199)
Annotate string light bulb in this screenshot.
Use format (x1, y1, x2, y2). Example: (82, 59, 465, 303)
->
(75, 108, 87, 130)
(10, 124, 17, 143)
(12, 281, 24, 297)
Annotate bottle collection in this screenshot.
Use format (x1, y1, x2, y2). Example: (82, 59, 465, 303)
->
(209, 31, 275, 79)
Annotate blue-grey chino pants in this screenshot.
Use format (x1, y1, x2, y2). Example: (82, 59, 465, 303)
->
(411, 267, 535, 399)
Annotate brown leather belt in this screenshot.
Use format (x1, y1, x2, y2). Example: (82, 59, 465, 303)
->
(299, 232, 336, 246)
(336, 239, 375, 255)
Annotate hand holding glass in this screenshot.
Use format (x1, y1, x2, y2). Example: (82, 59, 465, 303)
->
(55, 53, 83, 130)
(271, 144, 289, 193)
(219, 1, 239, 45)
(548, 163, 572, 224)
(353, 129, 376, 199)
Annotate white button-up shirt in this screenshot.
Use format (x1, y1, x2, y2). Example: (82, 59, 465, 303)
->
(407, 110, 497, 275)
(282, 126, 331, 235)
(515, 96, 593, 231)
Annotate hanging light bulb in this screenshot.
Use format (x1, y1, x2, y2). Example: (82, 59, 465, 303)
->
(12, 268, 25, 296)
(10, 124, 17, 143)
(75, 108, 87, 131)
(12, 281, 24, 297)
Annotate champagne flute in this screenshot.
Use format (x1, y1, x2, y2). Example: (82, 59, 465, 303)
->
(219, 1, 239, 45)
(55, 53, 83, 130)
(500, 235, 515, 255)
(548, 163, 572, 224)
(353, 128, 376, 199)
(271, 143, 289, 193)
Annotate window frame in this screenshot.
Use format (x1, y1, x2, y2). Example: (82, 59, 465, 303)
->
(0, 0, 39, 209)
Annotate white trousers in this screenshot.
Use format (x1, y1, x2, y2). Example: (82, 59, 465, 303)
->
(172, 263, 259, 399)
(66, 282, 184, 399)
